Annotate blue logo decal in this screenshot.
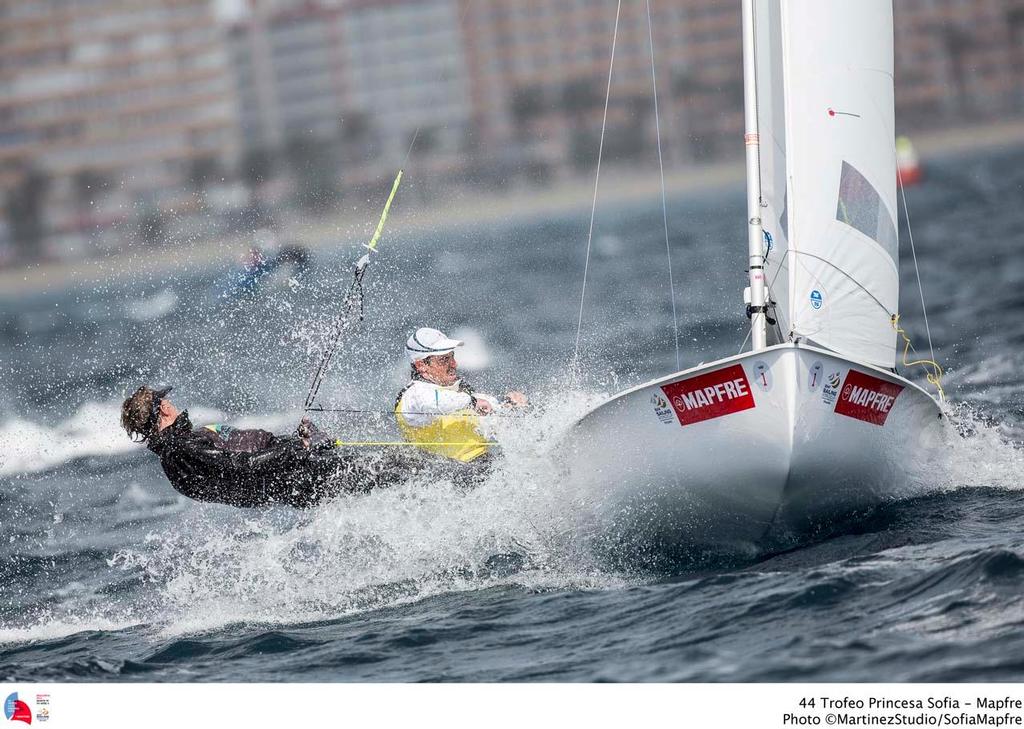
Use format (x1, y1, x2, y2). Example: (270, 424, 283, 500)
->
(810, 290, 823, 310)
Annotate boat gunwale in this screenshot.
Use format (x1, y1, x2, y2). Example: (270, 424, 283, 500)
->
(570, 341, 942, 429)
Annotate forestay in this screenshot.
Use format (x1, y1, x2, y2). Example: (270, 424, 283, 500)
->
(762, 0, 899, 368)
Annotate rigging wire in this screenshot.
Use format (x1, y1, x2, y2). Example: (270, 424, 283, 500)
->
(570, 0, 622, 381)
(645, 0, 681, 372)
(894, 162, 945, 401)
(736, 327, 752, 356)
(897, 166, 936, 364)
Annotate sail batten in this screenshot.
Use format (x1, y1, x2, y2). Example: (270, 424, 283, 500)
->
(755, 0, 899, 368)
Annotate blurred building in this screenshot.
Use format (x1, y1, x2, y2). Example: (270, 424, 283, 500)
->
(228, 2, 346, 149)
(4, 0, 1024, 266)
(0, 0, 239, 261)
(229, 0, 473, 190)
(894, 0, 1024, 128)
(343, 0, 472, 173)
(462, 0, 1024, 175)
(226, 0, 740, 191)
(461, 0, 742, 178)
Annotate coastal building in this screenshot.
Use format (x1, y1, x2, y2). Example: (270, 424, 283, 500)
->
(460, 0, 739, 177)
(0, 0, 239, 261)
(342, 0, 472, 177)
(4, 0, 1024, 264)
(224, 0, 471, 195)
(227, 2, 346, 150)
(460, 0, 1024, 173)
(227, 0, 472, 191)
(893, 0, 1024, 128)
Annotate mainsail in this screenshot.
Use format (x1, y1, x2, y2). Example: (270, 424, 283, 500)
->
(755, 0, 899, 368)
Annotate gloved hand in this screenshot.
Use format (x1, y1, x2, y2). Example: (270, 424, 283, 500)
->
(297, 417, 332, 448)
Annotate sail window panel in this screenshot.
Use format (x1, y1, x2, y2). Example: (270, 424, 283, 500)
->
(835, 161, 897, 260)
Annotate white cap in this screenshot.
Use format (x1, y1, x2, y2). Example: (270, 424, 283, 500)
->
(406, 327, 464, 363)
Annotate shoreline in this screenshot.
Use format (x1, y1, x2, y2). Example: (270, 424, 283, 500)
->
(4, 117, 1024, 299)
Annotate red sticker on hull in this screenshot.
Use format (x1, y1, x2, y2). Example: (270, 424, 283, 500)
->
(834, 370, 903, 426)
(661, 364, 756, 426)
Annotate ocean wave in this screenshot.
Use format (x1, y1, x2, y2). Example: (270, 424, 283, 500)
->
(0, 617, 143, 647)
(1, 392, 625, 644)
(891, 548, 1024, 604)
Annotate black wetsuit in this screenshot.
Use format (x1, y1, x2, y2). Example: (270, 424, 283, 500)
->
(146, 411, 399, 508)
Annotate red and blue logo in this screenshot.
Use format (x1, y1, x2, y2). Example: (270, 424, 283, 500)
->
(3, 693, 31, 725)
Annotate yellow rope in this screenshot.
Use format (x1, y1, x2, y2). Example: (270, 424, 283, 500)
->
(365, 170, 402, 253)
(333, 439, 498, 447)
(891, 314, 945, 402)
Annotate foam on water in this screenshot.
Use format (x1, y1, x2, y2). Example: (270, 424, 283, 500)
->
(0, 617, 144, 646)
(934, 402, 1024, 492)
(19, 390, 625, 641)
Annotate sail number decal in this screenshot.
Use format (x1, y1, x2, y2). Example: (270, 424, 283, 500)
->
(661, 364, 756, 426)
(834, 370, 903, 426)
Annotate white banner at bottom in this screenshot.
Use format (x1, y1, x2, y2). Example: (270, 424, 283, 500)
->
(2, 683, 1023, 728)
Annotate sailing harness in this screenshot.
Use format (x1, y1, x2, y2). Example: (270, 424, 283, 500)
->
(393, 375, 494, 462)
(393, 372, 481, 412)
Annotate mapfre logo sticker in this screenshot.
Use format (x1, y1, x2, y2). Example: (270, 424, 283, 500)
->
(834, 370, 903, 426)
(661, 364, 756, 426)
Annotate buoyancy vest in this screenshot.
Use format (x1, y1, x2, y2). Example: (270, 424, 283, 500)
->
(394, 380, 492, 463)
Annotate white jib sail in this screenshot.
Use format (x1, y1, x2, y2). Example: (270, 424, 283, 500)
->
(780, 0, 899, 368)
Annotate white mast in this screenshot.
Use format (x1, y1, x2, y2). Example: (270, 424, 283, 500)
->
(742, 0, 767, 351)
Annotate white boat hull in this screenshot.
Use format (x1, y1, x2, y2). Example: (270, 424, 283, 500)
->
(556, 343, 945, 561)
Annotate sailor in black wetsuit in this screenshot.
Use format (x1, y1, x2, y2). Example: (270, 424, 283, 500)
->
(120, 385, 403, 508)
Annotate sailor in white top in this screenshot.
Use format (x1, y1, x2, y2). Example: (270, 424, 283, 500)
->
(395, 327, 527, 463)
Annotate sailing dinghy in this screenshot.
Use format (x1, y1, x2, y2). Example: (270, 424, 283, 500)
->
(557, 0, 946, 557)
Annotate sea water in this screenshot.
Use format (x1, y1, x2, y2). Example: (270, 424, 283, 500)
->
(1, 146, 1023, 681)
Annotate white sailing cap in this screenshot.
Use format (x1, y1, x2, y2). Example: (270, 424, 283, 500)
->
(406, 327, 464, 362)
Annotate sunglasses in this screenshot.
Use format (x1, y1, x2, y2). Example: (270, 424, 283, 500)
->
(424, 352, 456, 365)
